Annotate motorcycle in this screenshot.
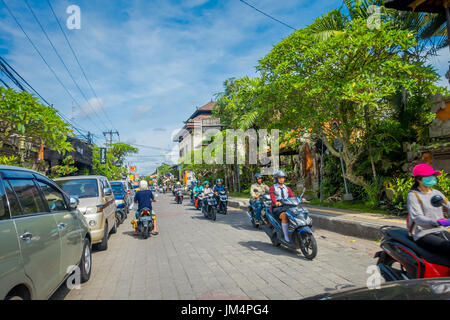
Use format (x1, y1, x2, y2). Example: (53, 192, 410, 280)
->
(201, 193, 217, 221)
(216, 190, 228, 215)
(136, 207, 155, 239)
(175, 189, 183, 204)
(192, 192, 201, 210)
(261, 189, 317, 260)
(246, 193, 272, 228)
(115, 207, 126, 225)
(375, 195, 450, 281)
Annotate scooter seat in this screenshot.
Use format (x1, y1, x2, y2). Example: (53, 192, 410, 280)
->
(385, 227, 450, 267)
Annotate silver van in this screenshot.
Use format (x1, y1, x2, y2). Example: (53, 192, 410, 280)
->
(55, 176, 117, 251)
(0, 166, 91, 300)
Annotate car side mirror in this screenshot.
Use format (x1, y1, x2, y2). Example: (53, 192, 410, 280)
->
(69, 196, 79, 210)
(104, 187, 112, 196)
(431, 195, 444, 208)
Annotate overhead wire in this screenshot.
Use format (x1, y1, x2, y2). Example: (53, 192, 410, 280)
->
(45, 0, 118, 133)
(0, 0, 103, 138)
(22, 0, 110, 132)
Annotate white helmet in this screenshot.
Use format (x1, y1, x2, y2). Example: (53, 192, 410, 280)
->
(139, 180, 148, 190)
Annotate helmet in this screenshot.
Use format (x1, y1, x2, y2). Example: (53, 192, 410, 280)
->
(203, 181, 210, 186)
(254, 173, 262, 181)
(215, 179, 223, 184)
(273, 169, 286, 180)
(139, 180, 148, 190)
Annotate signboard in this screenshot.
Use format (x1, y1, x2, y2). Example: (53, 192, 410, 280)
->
(100, 148, 107, 164)
(130, 166, 136, 171)
(129, 175, 134, 181)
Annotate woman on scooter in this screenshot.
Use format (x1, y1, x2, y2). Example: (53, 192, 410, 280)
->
(201, 181, 214, 208)
(407, 163, 450, 255)
(269, 170, 295, 243)
(133, 180, 159, 236)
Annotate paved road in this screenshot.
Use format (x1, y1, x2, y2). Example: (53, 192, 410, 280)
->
(52, 193, 381, 300)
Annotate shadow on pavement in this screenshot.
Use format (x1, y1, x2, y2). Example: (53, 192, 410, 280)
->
(238, 240, 310, 261)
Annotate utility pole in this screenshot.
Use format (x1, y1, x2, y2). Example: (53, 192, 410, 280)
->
(103, 130, 119, 147)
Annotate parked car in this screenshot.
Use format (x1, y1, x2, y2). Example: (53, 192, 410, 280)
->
(0, 165, 91, 300)
(110, 181, 129, 221)
(111, 180, 133, 209)
(55, 175, 116, 251)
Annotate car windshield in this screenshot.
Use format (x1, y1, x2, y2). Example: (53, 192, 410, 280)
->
(132, 185, 139, 189)
(111, 183, 125, 194)
(56, 179, 99, 198)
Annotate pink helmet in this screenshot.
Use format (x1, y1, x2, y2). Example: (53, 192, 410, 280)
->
(412, 163, 441, 177)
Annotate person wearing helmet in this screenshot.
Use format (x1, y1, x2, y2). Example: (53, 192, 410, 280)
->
(407, 164, 450, 255)
(250, 173, 270, 224)
(201, 181, 214, 208)
(269, 169, 295, 243)
(133, 180, 158, 235)
(213, 178, 227, 195)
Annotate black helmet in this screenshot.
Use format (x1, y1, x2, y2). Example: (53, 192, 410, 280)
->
(273, 169, 286, 180)
(254, 173, 262, 181)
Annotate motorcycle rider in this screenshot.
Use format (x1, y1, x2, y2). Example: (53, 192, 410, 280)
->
(133, 180, 158, 235)
(201, 181, 214, 209)
(192, 181, 203, 206)
(174, 182, 183, 201)
(407, 163, 450, 255)
(250, 173, 270, 225)
(269, 169, 295, 243)
(213, 178, 228, 195)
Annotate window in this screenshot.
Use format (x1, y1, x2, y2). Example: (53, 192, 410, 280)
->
(4, 181, 22, 217)
(37, 181, 68, 212)
(56, 179, 99, 198)
(7, 179, 46, 215)
(0, 180, 9, 220)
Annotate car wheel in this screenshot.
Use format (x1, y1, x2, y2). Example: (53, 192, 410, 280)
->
(110, 218, 117, 234)
(96, 223, 108, 251)
(79, 237, 92, 283)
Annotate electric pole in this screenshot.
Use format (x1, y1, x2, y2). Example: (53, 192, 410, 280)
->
(103, 130, 119, 147)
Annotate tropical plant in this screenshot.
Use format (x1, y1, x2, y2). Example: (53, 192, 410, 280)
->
(51, 155, 78, 177)
(0, 87, 73, 164)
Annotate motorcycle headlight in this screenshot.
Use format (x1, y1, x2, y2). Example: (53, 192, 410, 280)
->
(89, 220, 96, 227)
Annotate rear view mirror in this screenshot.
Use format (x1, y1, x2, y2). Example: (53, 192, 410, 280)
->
(69, 196, 79, 210)
(431, 195, 444, 208)
(104, 188, 112, 196)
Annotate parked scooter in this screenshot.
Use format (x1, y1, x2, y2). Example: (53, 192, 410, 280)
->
(216, 190, 228, 215)
(116, 207, 126, 225)
(246, 193, 272, 228)
(261, 189, 317, 259)
(202, 193, 217, 221)
(136, 207, 155, 239)
(175, 189, 183, 204)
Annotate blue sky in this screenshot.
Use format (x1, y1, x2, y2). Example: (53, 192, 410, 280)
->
(1, 0, 448, 175)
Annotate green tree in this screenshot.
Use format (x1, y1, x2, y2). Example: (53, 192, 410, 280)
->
(91, 142, 138, 180)
(0, 87, 73, 165)
(51, 155, 78, 177)
(257, 18, 443, 187)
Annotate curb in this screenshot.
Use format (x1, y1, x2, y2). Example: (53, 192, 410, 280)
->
(228, 199, 401, 241)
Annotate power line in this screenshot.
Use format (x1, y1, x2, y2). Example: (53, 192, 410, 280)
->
(238, 0, 296, 30)
(22, 0, 110, 132)
(45, 0, 118, 133)
(0, 0, 102, 137)
(0, 56, 94, 142)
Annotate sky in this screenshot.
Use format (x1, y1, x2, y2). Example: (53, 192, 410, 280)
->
(0, 0, 449, 175)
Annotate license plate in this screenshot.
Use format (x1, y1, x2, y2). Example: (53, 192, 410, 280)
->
(140, 216, 152, 221)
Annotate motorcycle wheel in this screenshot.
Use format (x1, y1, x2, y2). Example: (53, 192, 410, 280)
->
(143, 226, 149, 239)
(271, 234, 281, 247)
(212, 208, 216, 221)
(298, 233, 317, 260)
(203, 206, 208, 218)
